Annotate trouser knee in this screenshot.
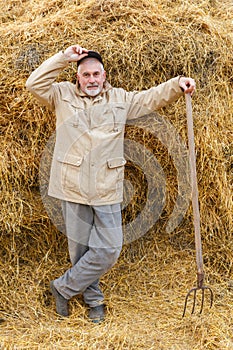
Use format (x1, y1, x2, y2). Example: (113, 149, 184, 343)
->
(98, 247, 122, 272)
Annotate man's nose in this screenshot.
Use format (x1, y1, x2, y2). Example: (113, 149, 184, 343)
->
(88, 75, 95, 83)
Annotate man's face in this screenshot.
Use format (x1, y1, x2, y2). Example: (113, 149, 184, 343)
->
(77, 58, 106, 97)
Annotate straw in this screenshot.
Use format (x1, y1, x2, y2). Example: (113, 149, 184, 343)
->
(0, 0, 232, 348)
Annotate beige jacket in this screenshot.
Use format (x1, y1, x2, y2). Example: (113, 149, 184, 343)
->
(26, 52, 183, 205)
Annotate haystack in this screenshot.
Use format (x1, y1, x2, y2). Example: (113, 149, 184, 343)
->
(0, 0, 232, 349)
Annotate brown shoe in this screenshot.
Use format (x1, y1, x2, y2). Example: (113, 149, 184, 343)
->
(50, 281, 69, 317)
(89, 304, 105, 323)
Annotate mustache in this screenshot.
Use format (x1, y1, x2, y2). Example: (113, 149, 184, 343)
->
(87, 83, 99, 88)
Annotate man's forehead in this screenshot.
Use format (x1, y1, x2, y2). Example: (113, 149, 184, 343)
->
(78, 58, 103, 73)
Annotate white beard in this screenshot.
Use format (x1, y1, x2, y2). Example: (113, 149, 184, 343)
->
(84, 86, 101, 97)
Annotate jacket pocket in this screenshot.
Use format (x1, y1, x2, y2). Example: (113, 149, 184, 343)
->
(57, 152, 83, 193)
(96, 157, 126, 198)
(107, 157, 126, 169)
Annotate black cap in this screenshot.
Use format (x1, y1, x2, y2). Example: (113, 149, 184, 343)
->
(77, 50, 104, 67)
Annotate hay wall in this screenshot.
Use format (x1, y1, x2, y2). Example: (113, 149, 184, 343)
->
(0, 0, 232, 349)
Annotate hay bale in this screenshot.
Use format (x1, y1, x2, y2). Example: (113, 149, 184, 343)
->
(0, 0, 232, 348)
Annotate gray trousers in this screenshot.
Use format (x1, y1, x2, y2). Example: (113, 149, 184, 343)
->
(53, 201, 123, 307)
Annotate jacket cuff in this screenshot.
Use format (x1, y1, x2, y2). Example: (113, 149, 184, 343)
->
(178, 75, 185, 92)
(50, 51, 71, 67)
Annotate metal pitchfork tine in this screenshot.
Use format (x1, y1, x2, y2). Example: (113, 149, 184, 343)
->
(182, 93, 214, 317)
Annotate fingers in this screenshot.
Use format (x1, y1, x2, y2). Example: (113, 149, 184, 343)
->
(64, 45, 89, 62)
(71, 45, 88, 55)
(185, 84, 195, 96)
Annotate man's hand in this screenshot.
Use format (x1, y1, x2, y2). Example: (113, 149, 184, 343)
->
(64, 45, 89, 62)
(179, 77, 196, 96)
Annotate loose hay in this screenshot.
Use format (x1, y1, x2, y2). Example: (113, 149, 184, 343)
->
(0, 0, 232, 349)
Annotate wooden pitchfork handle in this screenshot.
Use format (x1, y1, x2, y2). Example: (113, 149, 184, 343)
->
(185, 93, 204, 287)
(182, 94, 213, 317)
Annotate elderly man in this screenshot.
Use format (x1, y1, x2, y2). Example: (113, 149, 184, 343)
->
(26, 44, 195, 323)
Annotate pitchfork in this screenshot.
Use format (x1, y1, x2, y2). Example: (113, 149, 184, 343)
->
(182, 93, 214, 317)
